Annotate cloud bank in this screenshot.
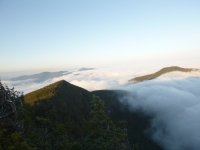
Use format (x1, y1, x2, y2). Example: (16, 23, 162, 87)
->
(2, 67, 200, 94)
(121, 77, 200, 150)
(2, 68, 132, 93)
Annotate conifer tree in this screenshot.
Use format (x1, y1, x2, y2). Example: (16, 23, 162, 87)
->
(83, 96, 128, 150)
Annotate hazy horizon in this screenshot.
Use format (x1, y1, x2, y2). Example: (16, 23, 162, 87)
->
(1, 0, 200, 73)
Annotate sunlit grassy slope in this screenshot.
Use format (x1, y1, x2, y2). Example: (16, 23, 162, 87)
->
(24, 80, 91, 105)
(129, 66, 197, 83)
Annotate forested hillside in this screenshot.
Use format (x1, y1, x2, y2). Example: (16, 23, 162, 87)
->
(0, 80, 128, 150)
(0, 80, 163, 150)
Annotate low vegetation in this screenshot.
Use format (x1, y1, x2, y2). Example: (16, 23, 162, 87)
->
(129, 66, 197, 83)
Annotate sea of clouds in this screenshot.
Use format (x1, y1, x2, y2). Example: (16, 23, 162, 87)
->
(1, 67, 134, 93)
(120, 76, 200, 150)
(1, 67, 200, 150)
(2, 67, 200, 94)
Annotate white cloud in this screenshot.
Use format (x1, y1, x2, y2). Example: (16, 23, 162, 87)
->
(120, 77, 200, 150)
(2, 67, 200, 94)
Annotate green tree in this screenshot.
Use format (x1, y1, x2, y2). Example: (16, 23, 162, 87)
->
(0, 81, 34, 150)
(83, 96, 128, 150)
(0, 81, 23, 131)
(0, 128, 34, 150)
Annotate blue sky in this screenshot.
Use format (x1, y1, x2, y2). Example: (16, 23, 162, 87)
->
(1, 0, 200, 72)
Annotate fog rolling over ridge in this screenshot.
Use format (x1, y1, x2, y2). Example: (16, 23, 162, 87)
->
(1, 66, 200, 150)
(2, 66, 200, 94)
(2, 67, 132, 93)
(120, 77, 200, 150)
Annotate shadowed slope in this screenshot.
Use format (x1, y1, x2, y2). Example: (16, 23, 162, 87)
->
(93, 90, 162, 150)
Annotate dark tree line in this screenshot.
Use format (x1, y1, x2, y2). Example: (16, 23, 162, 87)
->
(0, 81, 33, 149)
(0, 81, 23, 131)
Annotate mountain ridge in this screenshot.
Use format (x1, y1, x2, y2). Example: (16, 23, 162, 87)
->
(23, 80, 130, 150)
(11, 71, 69, 83)
(24, 80, 91, 105)
(129, 66, 199, 83)
(24, 80, 162, 150)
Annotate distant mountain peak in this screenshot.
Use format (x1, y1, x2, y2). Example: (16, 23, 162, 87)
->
(10, 71, 70, 83)
(78, 67, 95, 71)
(129, 66, 199, 83)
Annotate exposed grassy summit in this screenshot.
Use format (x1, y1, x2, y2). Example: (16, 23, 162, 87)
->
(24, 81, 60, 104)
(24, 80, 89, 105)
(129, 66, 198, 83)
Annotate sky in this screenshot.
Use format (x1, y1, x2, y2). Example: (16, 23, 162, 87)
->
(1, 0, 200, 73)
